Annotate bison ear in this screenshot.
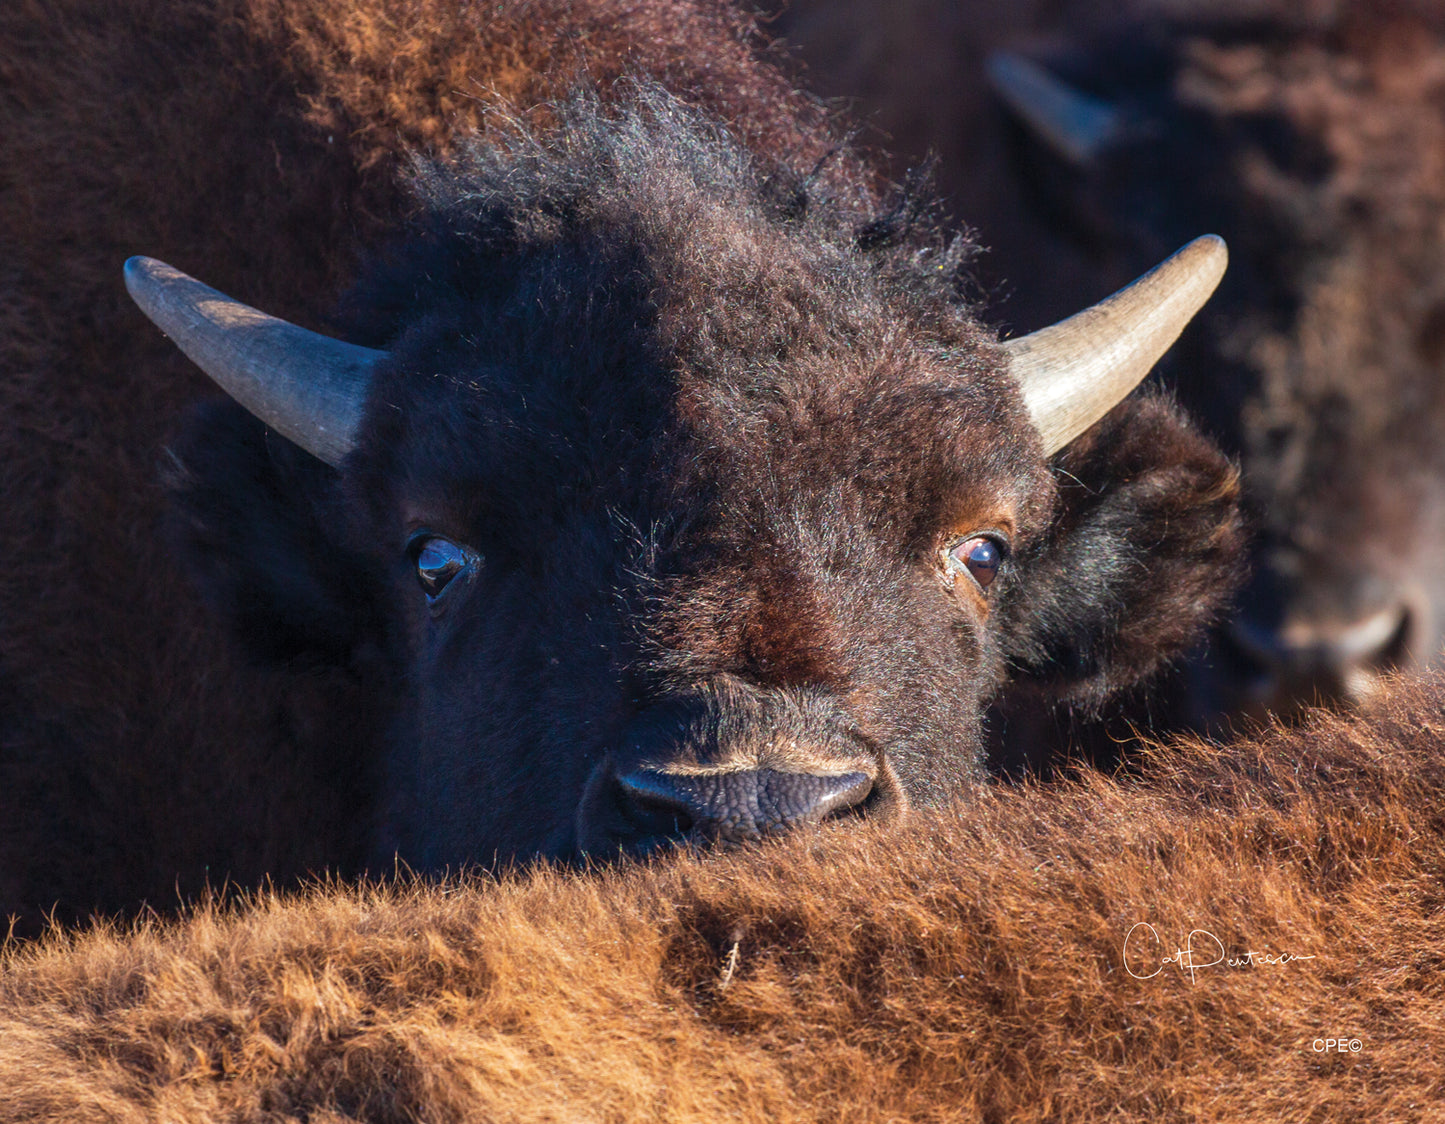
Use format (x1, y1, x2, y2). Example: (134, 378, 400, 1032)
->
(998, 393, 1245, 707)
(164, 400, 387, 667)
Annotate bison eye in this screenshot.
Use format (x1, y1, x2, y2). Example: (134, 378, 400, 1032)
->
(410, 535, 480, 600)
(946, 535, 1006, 592)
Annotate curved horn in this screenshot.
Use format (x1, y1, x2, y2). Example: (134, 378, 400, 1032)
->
(986, 51, 1122, 166)
(124, 257, 382, 466)
(1004, 235, 1228, 455)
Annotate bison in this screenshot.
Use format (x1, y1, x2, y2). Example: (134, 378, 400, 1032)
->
(2, 670, 1441, 1121)
(778, 0, 1445, 730)
(0, 0, 1240, 929)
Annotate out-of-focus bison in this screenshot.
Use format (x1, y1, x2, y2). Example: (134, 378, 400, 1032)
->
(779, 0, 1445, 727)
(3, 671, 1441, 1121)
(0, 0, 1239, 927)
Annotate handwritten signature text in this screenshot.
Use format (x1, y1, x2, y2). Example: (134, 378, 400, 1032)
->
(1123, 922, 1316, 984)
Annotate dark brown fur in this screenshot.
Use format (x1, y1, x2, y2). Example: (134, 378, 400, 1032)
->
(3, 671, 1441, 1121)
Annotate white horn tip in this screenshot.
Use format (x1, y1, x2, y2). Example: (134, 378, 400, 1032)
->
(1178, 233, 1229, 287)
(124, 254, 182, 297)
(124, 254, 161, 284)
(1004, 234, 1229, 455)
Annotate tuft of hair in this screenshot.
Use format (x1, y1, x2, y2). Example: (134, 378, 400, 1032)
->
(340, 85, 983, 352)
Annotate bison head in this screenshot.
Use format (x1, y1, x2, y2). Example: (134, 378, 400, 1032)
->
(130, 96, 1239, 865)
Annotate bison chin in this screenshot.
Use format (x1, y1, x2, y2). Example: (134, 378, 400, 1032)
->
(572, 680, 906, 857)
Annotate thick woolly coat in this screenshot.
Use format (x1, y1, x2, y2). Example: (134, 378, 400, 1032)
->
(2, 671, 1440, 1122)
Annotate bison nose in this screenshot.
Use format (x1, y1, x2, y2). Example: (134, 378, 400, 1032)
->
(615, 768, 872, 846)
(1226, 601, 1415, 717)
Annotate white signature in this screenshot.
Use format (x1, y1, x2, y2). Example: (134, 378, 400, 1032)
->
(1123, 922, 1316, 984)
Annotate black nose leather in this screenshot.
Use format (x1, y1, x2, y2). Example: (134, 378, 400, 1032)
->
(615, 768, 872, 844)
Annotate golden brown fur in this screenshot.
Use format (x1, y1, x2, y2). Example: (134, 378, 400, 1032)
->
(4, 673, 1441, 1121)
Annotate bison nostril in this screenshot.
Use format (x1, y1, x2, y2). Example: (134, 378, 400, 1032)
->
(615, 768, 872, 846)
(616, 777, 697, 840)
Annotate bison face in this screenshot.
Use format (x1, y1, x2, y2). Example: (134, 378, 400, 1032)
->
(1218, 331, 1445, 719)
(145, 99, 1240, 867)
(345, 322, 1048, 863)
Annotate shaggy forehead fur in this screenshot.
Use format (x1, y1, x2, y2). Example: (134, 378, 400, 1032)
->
(347, 95, 1043, 558)
(331, 96, 1054, 834)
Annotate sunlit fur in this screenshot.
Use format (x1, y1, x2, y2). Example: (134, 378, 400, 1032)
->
(3, 671, 1440, 1121)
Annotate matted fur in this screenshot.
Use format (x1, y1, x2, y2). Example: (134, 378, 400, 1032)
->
(4, 672, 1442, 1121)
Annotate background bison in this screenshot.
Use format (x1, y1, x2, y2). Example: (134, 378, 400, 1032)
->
(2, 670, 1441, 1121)
(777, 0, 1445, 734)
(0, 0, 1241, 930)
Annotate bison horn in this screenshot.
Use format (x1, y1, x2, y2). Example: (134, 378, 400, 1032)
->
(1005, 235, 1228, 455)
(986, 51, 1122, 166)
(123, 256, 381, 466)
